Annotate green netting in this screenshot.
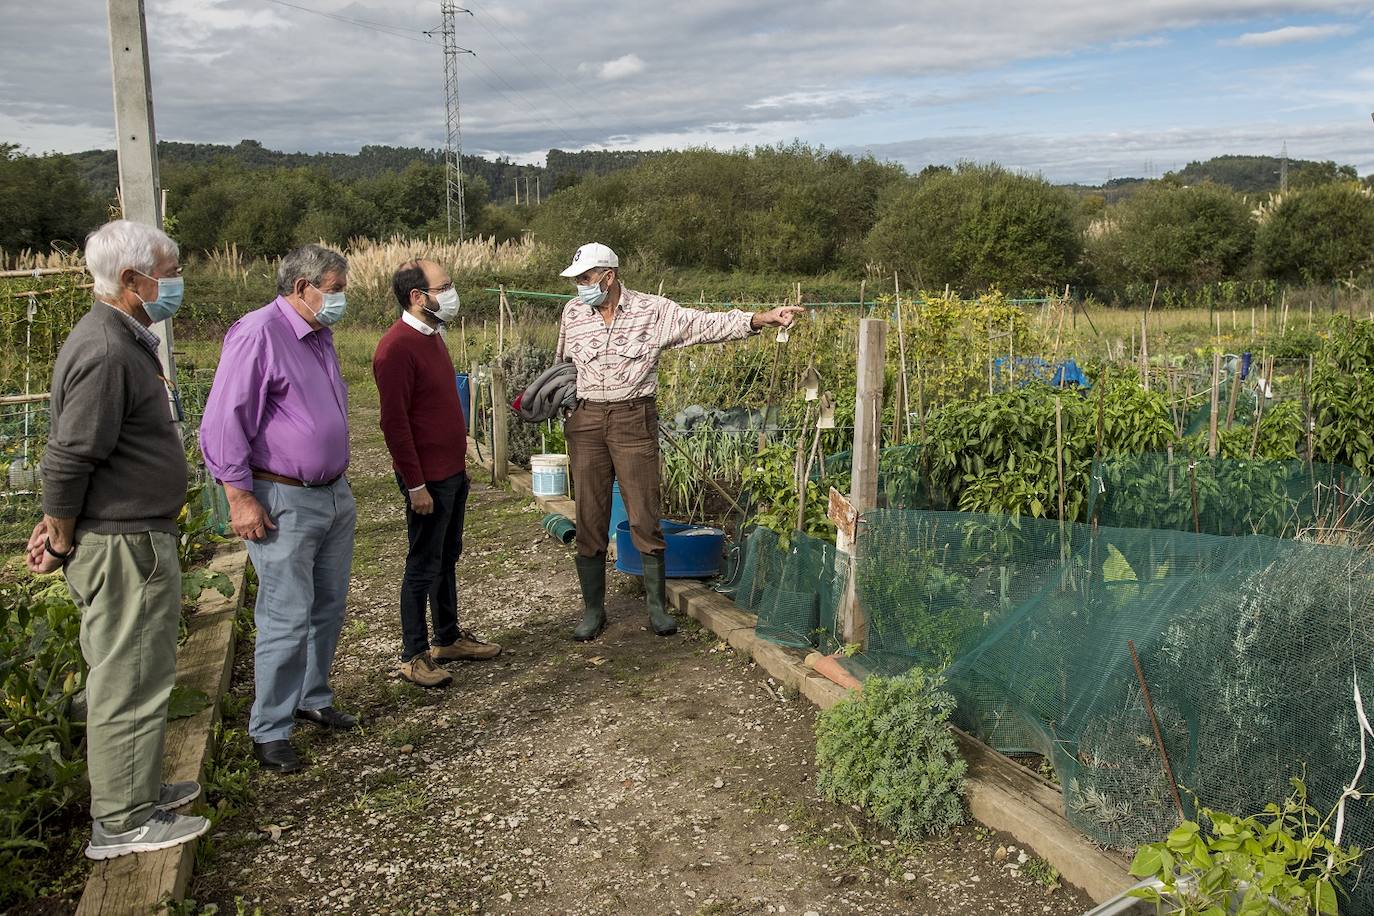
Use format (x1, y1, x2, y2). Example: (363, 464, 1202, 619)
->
(1089, 453, 1374, 537)
(729, 526, 846, 650)
(850, 508, 1374, 910)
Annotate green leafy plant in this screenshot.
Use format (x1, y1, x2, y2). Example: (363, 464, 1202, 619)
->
(742, 443, 834, 545)
(1128, 778, 1363, 915)
(815, 669, 967, 839)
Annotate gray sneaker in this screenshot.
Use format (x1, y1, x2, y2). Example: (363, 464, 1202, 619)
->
(157, 781, 201, 811)
(85, 810, 210, 860)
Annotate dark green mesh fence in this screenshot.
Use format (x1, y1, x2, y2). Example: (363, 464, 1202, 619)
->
(847, 509, 1374, 909)
(741, 460, 1374, 908)
(723, 526, 846, 651)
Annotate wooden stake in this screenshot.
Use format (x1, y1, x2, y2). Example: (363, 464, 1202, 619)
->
(859, 279, 867, 313)
(1224, 358, 1241, 430)
(894, 273, 912, 439)
(490, 367, 509, 484)
(1055, 396, 1066, 521)
(1128, 639, 1187, 822)
(1140, 316, 1149, 391)
(1208, 352, 1221, 458)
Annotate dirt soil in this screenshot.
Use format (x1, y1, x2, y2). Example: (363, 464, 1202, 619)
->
(190, 410, 1095, 916)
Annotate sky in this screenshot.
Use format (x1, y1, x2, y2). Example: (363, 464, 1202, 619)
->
(1, 0, 1372, 184)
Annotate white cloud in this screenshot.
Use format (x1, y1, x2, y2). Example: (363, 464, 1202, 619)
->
(1225, 23, 1356, 46)
(1112, 35, 1171, 49)
(599, 53, 645, 80)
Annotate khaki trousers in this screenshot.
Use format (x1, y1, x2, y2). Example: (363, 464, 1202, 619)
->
(564, 397, 665, 558)
(64, 530, 181, 832)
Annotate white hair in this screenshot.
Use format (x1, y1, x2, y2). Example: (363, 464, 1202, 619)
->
(85, 219, 180, 297)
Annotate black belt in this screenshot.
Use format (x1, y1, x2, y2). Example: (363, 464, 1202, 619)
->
(252, 470, 343, 488)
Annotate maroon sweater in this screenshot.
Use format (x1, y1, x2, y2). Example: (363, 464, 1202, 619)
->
(373, 319, 467, 488)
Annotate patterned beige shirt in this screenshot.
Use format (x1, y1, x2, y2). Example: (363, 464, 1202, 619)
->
(555, 286, 755, 402)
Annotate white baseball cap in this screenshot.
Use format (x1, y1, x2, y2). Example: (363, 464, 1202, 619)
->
(560, 242, 619, 278)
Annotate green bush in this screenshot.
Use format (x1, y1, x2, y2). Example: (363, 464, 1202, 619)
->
(1312, 316, 1374, 473)
(814, 669, 967, 838)
(1256, 184, 1374, 284)
(1086, 182, 1255, 289)
(864, 163, 1080, 292)
(531, 144, 905, 274)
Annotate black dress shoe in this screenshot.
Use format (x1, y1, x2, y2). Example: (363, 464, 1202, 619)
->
(293, 706, 359, 730)
(253, 739, 304, 773)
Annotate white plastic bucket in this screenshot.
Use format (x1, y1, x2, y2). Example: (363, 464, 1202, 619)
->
(530, 454, 570, 497)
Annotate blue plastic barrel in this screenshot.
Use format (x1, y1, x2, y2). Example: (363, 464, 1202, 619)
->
(608, 479, 627, 545)
(614, 519, 725, 578)
(454, 373, 471, 424)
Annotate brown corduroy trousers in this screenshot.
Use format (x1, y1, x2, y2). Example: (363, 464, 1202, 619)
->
(564, 397, 665, 558)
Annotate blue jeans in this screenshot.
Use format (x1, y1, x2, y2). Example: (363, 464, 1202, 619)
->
(397, 470, 469, 661)
(246, 478, 356, 742)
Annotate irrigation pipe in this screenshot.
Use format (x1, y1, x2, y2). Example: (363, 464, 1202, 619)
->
(657, 422, 748, 518)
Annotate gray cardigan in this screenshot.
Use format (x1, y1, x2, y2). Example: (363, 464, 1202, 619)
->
(42, 304, 188, 536)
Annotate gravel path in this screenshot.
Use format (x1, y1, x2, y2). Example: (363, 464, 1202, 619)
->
(190, 410, 1094, 916)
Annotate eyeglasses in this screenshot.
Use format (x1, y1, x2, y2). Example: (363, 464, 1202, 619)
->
(423, 283, 455, 293)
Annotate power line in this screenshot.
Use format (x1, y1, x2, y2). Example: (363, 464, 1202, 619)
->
(461, 53, 582, 148)
(258, 0, 435, 45)
(465, 10, 588, 126)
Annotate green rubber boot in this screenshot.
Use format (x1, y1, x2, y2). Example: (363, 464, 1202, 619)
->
(641, 553, 678, 637)
(573, 554, 607, 642)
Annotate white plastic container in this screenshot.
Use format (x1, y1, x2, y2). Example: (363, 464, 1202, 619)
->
(530, 454, 570, 498)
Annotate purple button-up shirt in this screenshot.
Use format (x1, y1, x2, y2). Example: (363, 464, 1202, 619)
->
(200, 296, 350, 490)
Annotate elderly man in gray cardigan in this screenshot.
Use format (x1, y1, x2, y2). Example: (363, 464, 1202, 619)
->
(26, 219, 209, 860)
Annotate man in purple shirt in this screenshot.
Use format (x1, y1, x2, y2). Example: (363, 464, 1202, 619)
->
(201, 244, 357, 774)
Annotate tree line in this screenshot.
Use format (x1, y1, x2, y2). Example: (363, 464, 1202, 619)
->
(2, 140, 1371, 294)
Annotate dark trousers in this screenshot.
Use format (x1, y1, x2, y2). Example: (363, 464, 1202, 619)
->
(564, 397, 665, 558)
(397, 470, 469, 661)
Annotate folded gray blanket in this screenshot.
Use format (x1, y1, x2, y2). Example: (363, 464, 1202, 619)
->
(515, 361, 578, 422)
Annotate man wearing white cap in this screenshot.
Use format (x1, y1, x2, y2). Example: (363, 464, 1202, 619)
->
(555, 243, 803, 641)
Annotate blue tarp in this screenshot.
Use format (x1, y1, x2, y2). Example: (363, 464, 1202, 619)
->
(991, 356, 1090, 389)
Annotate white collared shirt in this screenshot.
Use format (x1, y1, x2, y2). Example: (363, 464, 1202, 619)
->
(401, 309, 441, 336)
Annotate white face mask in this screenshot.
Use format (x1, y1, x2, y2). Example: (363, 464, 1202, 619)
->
(426, 287, 460, 323)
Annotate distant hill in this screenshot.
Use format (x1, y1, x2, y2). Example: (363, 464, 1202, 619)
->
(1167, 155, 1359, 194)
(63, 140, 664, 205)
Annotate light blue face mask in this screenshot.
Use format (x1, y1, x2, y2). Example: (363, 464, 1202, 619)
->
(575, 273, 609, 308)
(310, 284, 348, 326)
(136, 272, 184, 322)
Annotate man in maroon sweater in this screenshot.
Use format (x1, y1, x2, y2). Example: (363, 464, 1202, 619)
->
(373, 259, 501, 688)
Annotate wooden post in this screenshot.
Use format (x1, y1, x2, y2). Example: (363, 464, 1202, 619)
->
(1208, 352, 1221, 458)
(497, 285, 507, 355)
(894, 273, 912, 439)
(1139, 316, 1149, 391)
(858, 279, 866, 312)
(1055, 396, 1066, 521)
(490, 366, 509, 484)
(1223, 358, 1241, 430)
(839, 318, 886, 647)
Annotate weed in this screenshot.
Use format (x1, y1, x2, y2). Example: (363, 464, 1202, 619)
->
(1024, 857, 1061, 893)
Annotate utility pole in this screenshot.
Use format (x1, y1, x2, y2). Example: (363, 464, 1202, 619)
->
(524, 173, 530, 205)
(438, 2, 473, 237)
(513, 174, 519, 206)
(535, 174, 540, 204)
(107, 0, 180, 421)
(1280, 141, 1289, 193)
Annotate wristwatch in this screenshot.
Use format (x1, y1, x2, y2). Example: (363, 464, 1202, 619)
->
(44, 537, 75, 562)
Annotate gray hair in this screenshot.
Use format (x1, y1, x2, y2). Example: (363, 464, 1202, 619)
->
(85, 219, 180, 298)
(276, 244, 348, 296)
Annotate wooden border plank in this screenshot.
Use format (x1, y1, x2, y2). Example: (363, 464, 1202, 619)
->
(76, 546, 249, 916)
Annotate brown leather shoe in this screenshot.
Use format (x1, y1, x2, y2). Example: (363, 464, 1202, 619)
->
(399, 650, 453, 688)
(432, 629, 502, 662)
